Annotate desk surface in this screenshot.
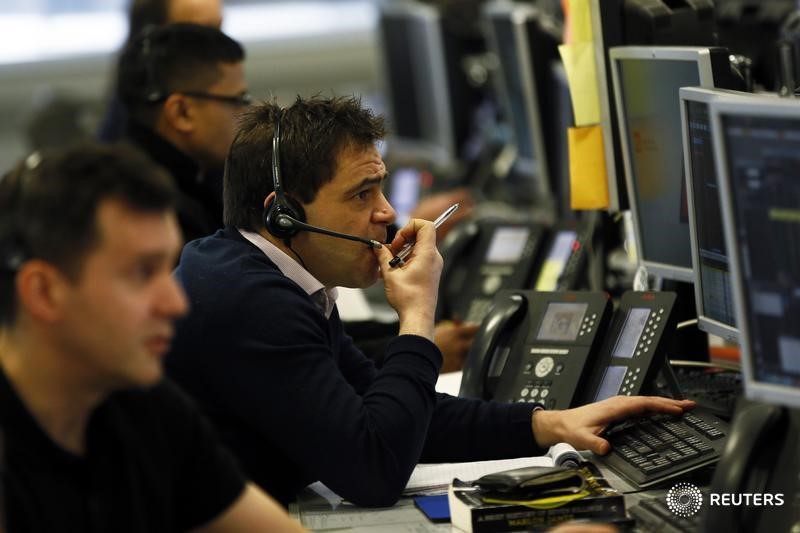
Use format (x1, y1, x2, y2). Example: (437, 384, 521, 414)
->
(289, 462, 692, 532)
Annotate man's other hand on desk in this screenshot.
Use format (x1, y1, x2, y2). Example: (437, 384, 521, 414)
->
(434, 320, 480, 373)
(531, 396, 696, 455)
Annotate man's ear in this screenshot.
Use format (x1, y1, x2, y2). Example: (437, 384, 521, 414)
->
(263, 191, 277, 210)
(161, 93, 194, 134)
(15, 260, 72, 324)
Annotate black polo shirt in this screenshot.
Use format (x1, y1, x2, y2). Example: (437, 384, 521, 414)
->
(0, 371, 245, 532)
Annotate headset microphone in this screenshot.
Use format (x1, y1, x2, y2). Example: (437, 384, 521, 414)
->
(272, 212, 382, 249)
(264, 108, 382, 249)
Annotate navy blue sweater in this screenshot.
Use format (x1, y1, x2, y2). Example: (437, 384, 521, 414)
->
(167, 227, 542, 506)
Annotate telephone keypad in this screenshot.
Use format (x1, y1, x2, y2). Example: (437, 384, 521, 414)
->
(578, 313, 597, 338)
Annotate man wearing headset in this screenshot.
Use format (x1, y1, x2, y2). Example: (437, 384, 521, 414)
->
(116, 23, 249, 243)
(0, 143, 303, 531)
(166, 96, 694, 508)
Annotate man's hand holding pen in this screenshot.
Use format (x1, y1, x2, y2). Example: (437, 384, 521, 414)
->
(374, 219, 443, 342)
(389, 203, 460, 267)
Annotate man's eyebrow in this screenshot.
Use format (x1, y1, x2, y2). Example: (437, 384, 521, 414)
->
(132, 249, 177, 264)
(344, 175, 385, 196)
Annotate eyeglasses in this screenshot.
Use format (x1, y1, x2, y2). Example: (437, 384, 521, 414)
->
(180, 91, 253, 107)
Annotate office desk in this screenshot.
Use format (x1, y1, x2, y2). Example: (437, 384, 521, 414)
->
(288, 463, 697, 532)
(290, 483, 449, 532)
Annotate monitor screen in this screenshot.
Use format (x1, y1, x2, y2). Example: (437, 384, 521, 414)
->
(717, 103, 800, 408)
(491, 16, 535, 164)
(378, 4, 455, 165)
(612, 48, 717, 281)
(683, 94, 737, 338)
(483, 2, 551, 190)
(590, 0, 717, 212)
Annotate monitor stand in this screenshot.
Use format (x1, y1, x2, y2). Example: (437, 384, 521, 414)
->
(661, 280, 710, 362)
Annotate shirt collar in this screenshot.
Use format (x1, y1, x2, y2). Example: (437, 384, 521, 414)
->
(238, 229, 338, 318)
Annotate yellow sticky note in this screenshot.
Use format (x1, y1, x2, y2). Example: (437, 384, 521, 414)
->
(570, 0, 593, 43)
(559, 42, 601, 126)
(534, 260, 563, 291)
(568, 125, 609, 210)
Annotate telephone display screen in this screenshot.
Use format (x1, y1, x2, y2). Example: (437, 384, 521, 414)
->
(612, 308, 650, 359)
(535, 302, 589, 342)
(485, 227, 530, 263)
(594, 366, 628, 402)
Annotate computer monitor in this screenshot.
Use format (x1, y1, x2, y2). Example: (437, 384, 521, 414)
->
(482, 1, 558, 199)
(680, 87, 751, 343)
(610, 46, 732, 282)
(378, 2, 456, 167)
(714, 97, 800, 409)
(590, 0, 717, 212)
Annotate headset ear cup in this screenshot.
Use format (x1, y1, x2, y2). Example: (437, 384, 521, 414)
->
(264, 196, 305, 240)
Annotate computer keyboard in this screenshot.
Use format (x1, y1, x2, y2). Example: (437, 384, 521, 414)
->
(629, 494, 705, 532)
(594, 406, 729, 488)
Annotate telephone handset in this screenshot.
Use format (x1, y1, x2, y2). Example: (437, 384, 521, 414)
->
(460, 293, 528, 400)
(492, 292, 613, 409)
(459, 290, 612, 409)
(704, 401, 790, 532)
(579, 291, 678, 405)
(461, 290, 678, 410)
(437, 220, 546, 324)
(437, 220, 480, 321)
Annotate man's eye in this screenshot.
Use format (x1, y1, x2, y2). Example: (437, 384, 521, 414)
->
(133, 264, 157, 282)
(356, 190, 370, 201)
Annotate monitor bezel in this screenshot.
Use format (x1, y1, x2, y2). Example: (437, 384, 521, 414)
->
(610, 46, 717, 283)
(482, 0, 551, 198)
(679, 87, 749, 343)
(713, 96, 800, 409)
(377, 2, 456, 167)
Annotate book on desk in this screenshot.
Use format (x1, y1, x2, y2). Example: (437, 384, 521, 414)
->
(448, 462, 628, 533)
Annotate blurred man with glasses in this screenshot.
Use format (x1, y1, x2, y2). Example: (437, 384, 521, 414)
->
(117, 23, 250, 242)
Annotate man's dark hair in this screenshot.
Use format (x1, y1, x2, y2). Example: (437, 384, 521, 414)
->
(127, 0, 169, 44)
(117, 23, 244, 128)
(0, 143, 178, 327)
(223, 95, 387, 231)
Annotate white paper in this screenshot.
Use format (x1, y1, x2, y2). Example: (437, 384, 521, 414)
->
(404, 456, 556, 494)
(434, 370, 463, 396)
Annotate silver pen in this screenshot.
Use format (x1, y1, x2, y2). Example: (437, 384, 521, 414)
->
(389, 203, 460, 267)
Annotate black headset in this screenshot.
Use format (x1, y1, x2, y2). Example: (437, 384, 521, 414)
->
(261, 109, 382, 248)
(262, 109, 306, 240)
(0, 153, 39, 273)
(139, 24, 166, 104)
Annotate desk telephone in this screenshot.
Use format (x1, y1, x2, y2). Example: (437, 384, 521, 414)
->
(460, 290, 678, 410)
(437, 219, 592, 324)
